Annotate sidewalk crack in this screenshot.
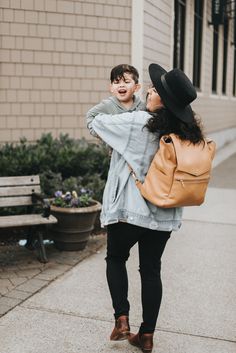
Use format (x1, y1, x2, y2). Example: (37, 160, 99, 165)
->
(20, 304, 236, 344)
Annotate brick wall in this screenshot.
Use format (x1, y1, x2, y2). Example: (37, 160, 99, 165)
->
(0, 0, 132, 142)
(143, 1, 173, 70)
(0, 0, 236, 144)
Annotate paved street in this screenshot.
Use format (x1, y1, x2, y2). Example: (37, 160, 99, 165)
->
(0, 151, 235, 353)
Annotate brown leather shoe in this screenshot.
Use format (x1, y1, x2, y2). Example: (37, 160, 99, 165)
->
(128, 332, 153, 353)
(110, 315, 130, 341)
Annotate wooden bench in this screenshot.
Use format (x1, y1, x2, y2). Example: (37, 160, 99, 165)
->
(0, 175, 57, 263)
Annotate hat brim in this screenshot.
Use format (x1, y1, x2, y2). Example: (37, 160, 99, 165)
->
(148, 63, 194, 123)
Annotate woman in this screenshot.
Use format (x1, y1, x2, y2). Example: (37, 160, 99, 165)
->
(90, 63, 204, 353)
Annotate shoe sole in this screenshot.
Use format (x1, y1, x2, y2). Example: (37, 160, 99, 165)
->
(129, 340, 152, 353)
(110, 331, 130, 341)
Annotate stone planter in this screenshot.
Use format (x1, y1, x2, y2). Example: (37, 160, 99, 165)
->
(50, 200, 102, 251)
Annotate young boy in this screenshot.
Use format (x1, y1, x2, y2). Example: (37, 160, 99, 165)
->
(86, 64, 145, 137)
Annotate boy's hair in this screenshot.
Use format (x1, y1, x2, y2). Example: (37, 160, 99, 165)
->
(110, 64, 139, 84)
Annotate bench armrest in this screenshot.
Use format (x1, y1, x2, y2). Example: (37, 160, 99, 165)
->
(32, 192, 51, 218)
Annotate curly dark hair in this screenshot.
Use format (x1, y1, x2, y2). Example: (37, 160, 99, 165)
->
(145, 108, 205, 144)
(110, 64, 139, 84)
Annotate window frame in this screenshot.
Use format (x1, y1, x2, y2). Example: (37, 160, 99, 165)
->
(222, 18, 229, 95)
(212, 24, 219, 93)
(173, 0, 186, 70)
(193, 0, 204, 89)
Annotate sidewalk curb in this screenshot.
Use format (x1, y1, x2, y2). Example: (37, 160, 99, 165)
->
(213, 140, 236, 168)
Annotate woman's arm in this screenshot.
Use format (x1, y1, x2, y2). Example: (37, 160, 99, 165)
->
(91, 111, 149, 156)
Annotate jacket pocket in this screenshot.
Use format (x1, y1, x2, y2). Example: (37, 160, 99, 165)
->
(111, 175, 119, 203)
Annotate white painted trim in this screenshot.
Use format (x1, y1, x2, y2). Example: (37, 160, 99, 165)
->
(131, 0, 144, 97)
(226, 15, 236, 98)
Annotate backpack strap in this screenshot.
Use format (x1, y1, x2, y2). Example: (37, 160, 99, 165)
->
(128, 164, 144, 189)
(128, 164, 139, 182)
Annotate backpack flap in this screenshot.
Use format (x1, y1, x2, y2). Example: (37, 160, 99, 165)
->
(169, 134, 216, 177)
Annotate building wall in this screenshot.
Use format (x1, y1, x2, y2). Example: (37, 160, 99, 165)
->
(0, 0, 132, 142)
(144, 1, 173, 69)
(0, 0, 236, 145)
(139, 0, 236, 135)
(143, 0, 173, 82)
(191, 1, 236, 134)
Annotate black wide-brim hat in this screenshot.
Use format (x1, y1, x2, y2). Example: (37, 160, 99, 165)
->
(148, 63, 197, 123)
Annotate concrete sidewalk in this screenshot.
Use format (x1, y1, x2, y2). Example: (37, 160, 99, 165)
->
(0, 152, 236, 352)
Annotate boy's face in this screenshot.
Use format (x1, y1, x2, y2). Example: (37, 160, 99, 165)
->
(110, 72, 141, 104)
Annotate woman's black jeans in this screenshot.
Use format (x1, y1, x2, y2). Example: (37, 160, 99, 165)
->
(106, 222, 171, 334)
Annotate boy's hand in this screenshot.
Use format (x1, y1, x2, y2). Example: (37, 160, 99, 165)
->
(108, 147, 113, 157)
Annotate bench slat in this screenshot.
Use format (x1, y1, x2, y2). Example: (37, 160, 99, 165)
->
(0, 214, 57, 228)
(0, 196, 34, 207)
(0, 185, 41, 197)
(0, 175, 40, 187)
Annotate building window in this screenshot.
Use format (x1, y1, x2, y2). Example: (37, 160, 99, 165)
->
(222, 19, 229, 94)
(193, 0, 204, 89)
(212, 25, 219, 93)
(233, 49, 236, 96)
(174, 0, 186, 70)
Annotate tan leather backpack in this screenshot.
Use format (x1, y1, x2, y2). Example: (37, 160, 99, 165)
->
(130, 133, 216, 208)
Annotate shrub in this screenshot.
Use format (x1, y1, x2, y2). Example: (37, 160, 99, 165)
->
(0, 133, 109, 203)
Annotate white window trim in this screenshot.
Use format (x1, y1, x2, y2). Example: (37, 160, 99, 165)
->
(131, 0, 144, 97)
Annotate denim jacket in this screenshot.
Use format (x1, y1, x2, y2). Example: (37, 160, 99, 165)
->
(90, 111, 182, 231)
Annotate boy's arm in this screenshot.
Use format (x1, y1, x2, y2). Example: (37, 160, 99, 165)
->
(86, 100, 111, 137)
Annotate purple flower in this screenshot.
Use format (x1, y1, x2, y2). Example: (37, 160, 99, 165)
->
(55, 190, 63, 198)
(64, 192, 72, 202)
(52, 188, 93, 208)
(87, 189, 93, 196)
(70, 198, 79, 207)
(80, 188, 87, 195)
